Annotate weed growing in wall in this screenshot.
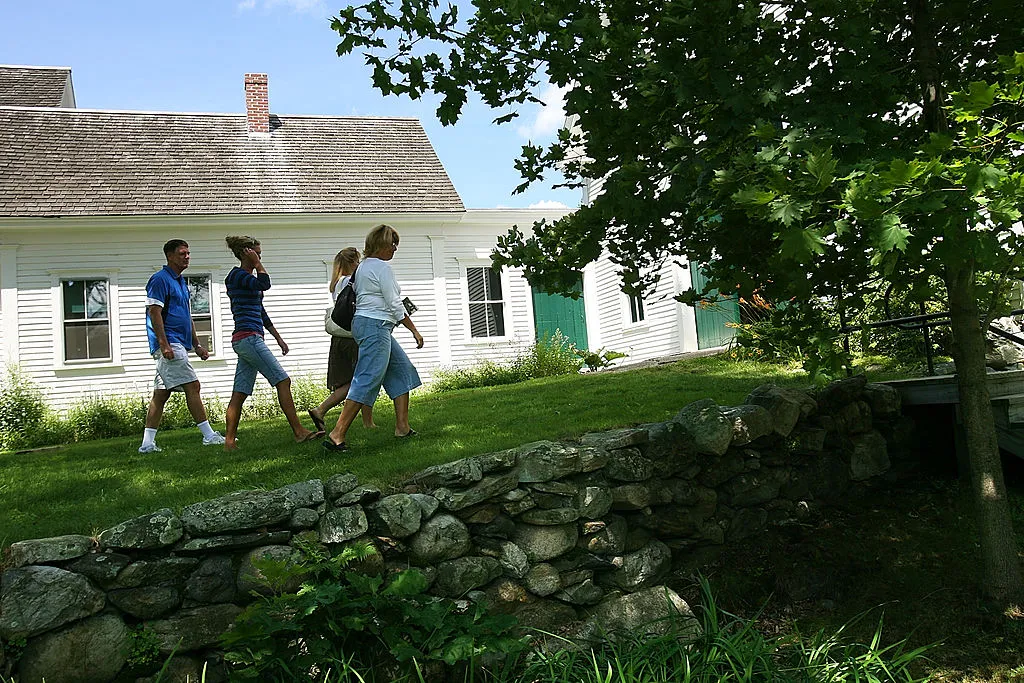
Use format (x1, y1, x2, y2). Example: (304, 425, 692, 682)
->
(124, 627, 162, 669)
(222, 538, 525, 680)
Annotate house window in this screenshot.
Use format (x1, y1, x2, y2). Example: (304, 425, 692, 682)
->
(187, 275, 214, 355)
(62, 278, 111, 361)
(628, 292, 646, 324)
(467, 266, 505, 337)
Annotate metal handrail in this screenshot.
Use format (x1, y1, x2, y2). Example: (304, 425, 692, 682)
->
(840, 308, 1024, 376)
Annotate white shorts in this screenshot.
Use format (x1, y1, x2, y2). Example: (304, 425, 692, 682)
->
(153, 343, 198, 391)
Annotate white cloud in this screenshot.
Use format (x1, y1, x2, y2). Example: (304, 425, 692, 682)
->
(528, 200, 570, 209)
(516, 83, 568, 140)
(238, 0, 326, 13)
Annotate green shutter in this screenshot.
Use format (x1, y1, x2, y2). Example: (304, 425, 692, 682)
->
(531, 279, 588, 350)
(689, 262, 739, 350)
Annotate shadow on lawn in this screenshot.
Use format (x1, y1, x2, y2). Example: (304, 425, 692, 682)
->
(676, 466, 1024, 681)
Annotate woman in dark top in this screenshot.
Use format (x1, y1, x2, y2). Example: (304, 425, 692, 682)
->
(223, 235, 321, 449)
(308, 247, 375, 432)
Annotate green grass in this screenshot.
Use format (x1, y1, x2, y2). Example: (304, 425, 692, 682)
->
(0, 354, 822, 546)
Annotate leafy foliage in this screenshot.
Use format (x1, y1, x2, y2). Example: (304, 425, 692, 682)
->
(430, 332, 584, 392)
(0, 365, 47, 450)
(124, 627, 162, 669)
(0, 374, 330, 451)
(221, 538, 526, 681)
(330, 0, 1024, 598)
(575, 347, 628, 372)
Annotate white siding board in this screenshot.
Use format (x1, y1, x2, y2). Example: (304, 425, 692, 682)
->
(0, 210, 573, 410)
(587, 255, 696, 365)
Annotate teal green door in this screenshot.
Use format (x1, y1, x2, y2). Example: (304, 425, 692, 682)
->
(532, 280, 588, 350)
(689, 262, 739, 349)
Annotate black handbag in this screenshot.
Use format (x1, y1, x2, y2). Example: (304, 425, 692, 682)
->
(330, 268, 357, 331)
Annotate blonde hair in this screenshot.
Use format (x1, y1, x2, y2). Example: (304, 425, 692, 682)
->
(330, 247, 361, 292)
(364, 224, 400, 257)
(225, 235, 260, 260)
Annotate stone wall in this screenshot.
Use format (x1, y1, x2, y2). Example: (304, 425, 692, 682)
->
(0, 375, 906, 683)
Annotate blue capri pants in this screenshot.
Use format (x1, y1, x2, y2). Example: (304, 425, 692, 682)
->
(346, 315, 422, 405)
(231, 334, 289, 395)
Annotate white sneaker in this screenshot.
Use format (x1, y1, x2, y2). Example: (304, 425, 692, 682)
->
(202, 433, 226, 446)
(138, 443, 163, 454)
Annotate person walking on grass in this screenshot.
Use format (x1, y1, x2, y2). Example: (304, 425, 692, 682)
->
(307, 247, 376, 433)
(324, 224, 424, 452)
(223, 235, 322, 450)
(139, 239, 225, 453)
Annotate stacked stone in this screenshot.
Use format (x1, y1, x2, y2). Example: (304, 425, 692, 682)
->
(0, 379, 903, 683)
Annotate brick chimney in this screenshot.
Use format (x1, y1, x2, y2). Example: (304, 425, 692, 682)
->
(244, 73, 270, 135)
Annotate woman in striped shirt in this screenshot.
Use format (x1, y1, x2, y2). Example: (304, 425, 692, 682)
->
(223, 235, 322, 450)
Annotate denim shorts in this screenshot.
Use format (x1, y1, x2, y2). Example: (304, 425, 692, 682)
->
(152, 343, 198, 391)
(347, 315, 422, 405)
(231, 335, 289, 395)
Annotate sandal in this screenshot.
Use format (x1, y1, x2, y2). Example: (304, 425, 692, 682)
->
(322, 439, 348, 452)
(307, 409, 326, 433)
(396, 429, 418, 439)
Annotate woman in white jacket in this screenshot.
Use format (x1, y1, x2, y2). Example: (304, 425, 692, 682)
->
(324, 224, 424, 452)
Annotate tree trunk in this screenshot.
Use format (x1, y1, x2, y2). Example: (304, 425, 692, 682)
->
(944, 262, 1023, 603)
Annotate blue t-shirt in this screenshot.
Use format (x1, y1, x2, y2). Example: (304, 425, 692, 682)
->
(225, 267, 273, 336)
(146, 265, 193, 353)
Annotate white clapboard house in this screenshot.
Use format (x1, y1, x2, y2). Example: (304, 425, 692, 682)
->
(0, 65, 730, 410)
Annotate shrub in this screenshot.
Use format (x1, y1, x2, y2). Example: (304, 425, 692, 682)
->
(0, 365, 47, 450)
(66, 394, 148, 441)
(575, 347, 628, 372)
(222, 538, 524, 681)
(285, 374, 328, 413)
(431, 332, 583, 393)
(523, 330, 584, 378)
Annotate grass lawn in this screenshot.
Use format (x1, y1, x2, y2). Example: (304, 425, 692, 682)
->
(0, 354, 818, 546)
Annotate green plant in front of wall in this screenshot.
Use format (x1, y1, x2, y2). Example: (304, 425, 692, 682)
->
(222, 538, 525, 681)
(575, 347, 628, 372)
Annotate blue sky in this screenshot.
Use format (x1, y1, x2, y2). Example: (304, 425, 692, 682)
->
(1, 0, 580, 210)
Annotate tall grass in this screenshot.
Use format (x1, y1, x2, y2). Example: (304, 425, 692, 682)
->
(431, 332, 583, 392)
(492, 577, 933, 683)
(192, 576, 933, 682)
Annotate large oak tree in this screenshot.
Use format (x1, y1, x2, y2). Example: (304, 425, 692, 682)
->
(333, 0, 1024, 601)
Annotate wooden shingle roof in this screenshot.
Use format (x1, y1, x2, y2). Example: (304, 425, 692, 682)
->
(0, 66, 72, 107)
(0, 108, 465, 217)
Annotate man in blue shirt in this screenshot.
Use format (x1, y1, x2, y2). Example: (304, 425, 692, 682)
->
(139, 239, 225, 453)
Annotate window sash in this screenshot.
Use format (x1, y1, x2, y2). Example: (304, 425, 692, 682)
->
(61, 279, 111, 361)
(467, 267, 506, 338)
(629, 293, 645, 323)
(186, 275, 214, 354)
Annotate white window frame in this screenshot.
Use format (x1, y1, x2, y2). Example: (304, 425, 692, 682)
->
(185, 272, 218, 357)
(620, 272, 650, 333)
(50, 270, 122, 370)
(459, 259, 512, 343)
